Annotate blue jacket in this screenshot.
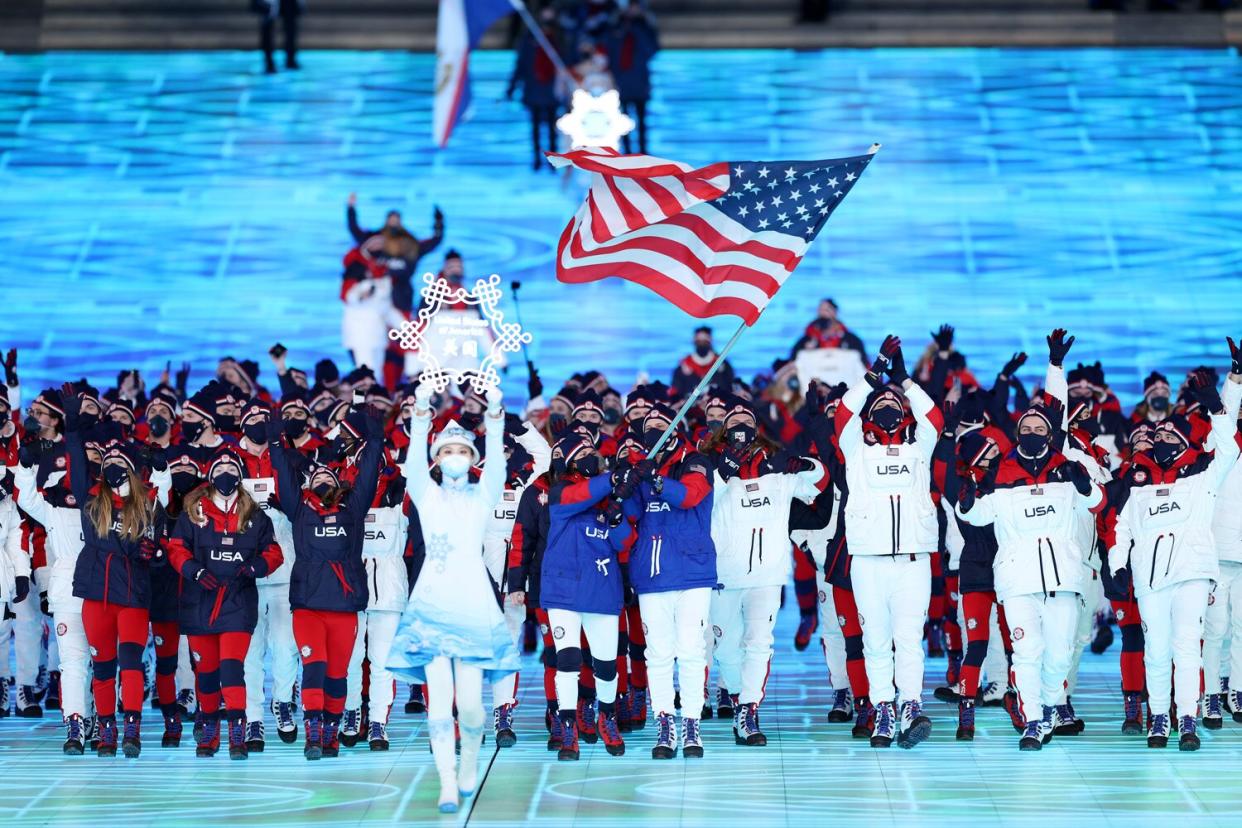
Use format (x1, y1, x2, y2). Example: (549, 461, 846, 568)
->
(270, 434, 382, 613)
(540, 474, 626, 615)
(624, 446, 717, 595)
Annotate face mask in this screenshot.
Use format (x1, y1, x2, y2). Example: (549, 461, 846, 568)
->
(727, 423, 757, 449)
(694, 344, 711, 357)
(79, 412, 100, 430)
(868, 406, 903, 433)
(313, 409, 334, 429)
(103, 465, 129, 489)
(642, 427, 666, 450)
(573, 420, 600, 441)
(216, 414, 237, 433)
(458, 410, 483, 431)
(312, 480, 335, 499)
(549, 414, 569, 437)
(1017, 432, 1049, 458)
(440, 455, 471, 479)
(283, 418, 307, 440)
(787, 377, 800, 392)
(23, 415, 40, 433)
(148, 415, 170, 438)
(86, 460, 102, 482)
(1149, 395, 1170, 413)
(243, 422, 268, 445)
(1078, 417, 1100, 437)
(603, 408, 622, 426)
(574, 455, 601, 478)
(705, 418, 723, 432)
(212, 472, 240, 497)
(172, 471, 200, 493)
(1151, 441, 1184, 468)
(182, 419, 207, 443)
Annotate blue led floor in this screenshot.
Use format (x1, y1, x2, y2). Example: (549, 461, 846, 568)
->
(0, 49, 1240, 401)
(2, 600, 1242, 827)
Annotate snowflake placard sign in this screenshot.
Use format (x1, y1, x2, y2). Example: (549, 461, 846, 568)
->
(389, 272, 532, 395)
(557, 88, 635, 150)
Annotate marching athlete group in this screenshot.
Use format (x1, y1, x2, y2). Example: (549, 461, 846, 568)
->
(2, 236, 1242, 811)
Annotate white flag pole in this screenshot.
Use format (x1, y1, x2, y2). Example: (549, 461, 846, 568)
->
(508, 0, 579, 87)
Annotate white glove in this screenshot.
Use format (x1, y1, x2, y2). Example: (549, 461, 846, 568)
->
(485, 385, 504, 417)
(413, 382, 434, 406)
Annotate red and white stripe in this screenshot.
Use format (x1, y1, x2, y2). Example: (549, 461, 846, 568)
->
(550, 147, 810, 325)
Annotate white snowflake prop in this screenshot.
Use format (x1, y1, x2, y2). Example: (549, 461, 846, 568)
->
(557, 89, 635, 150)
(389, 272, 532, 395)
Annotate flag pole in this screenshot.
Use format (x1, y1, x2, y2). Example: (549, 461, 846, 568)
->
(647, 317, 749, 458)
(508, 0, 578, 87)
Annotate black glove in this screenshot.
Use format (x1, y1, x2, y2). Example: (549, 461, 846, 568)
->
(137, 537, 161, 562)
(597, 498, 624, 528)
(59, 382, 81, 429)
(878, 334, 908, 384)
(958, 474, 977, 513)
(1228, 336, 1242, 376)
(40, 591, 50, 616)
(527, 367, 543, 399)
(3, 348, 16, 386)
(13, 575, 29, 604)
(1046, 328, 1075, 368)
(1000, 351, 1027, 379)
(141, 444, 168, 473)
(174, 362, 191, 398)
(18, 438, 52, 469)
(240, 559, 269, 579)
(433, 205, 445, 228)
(634, 459, 657, 482)
(716, 448, 743, 480)
(864, 370, 886, 391)
(265, 415, 285, 443)
(1063, 461, 1093, 496)
(1189, 369, 1223, 414)
(931, 324, 954, 353)
(195, 567, 222, 591)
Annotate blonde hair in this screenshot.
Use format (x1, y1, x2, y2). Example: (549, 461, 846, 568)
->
(183, 482, 258, 529)
(87, 469, 154, 542)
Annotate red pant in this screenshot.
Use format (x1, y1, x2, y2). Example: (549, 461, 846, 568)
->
(151, 621, 180, 708)
(624, 603, 647, 688)
(82, 600, 149, 718)
(832, 585, 870, 699)
(1111, 597, 1146, 694)
(293, 608, 358, 717)
(189, 632, 252, 717)
(960, 590, 1013, 698)
(943, 573, 962, 653)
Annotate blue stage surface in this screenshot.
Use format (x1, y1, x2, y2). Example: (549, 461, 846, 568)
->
(3, 600, 1242, 827)
(1, 48, 1240, 402)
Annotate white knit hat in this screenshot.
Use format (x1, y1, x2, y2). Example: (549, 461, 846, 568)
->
(429, 420, 480, 464)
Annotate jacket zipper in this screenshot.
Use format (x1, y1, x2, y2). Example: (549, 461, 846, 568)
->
(896, 495, 902, 554)
(1149, 534, 1163, 589)
(1037, 538, 1048, 595)
(1048, 538, 1060, 586)
(1163, 532, 1176, 579)
(749, 528, 756, 574)
(889, 496, 897, 555)
(759, 527, 764, 566)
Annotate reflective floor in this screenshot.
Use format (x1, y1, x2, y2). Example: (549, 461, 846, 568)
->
(1, 48, 1240, 401)
(2, 600, 1242, 827)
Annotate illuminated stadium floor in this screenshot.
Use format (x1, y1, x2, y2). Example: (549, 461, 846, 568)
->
(2, 46, 1242, 826)
(3, 601, 1242, 827)
(0, 49, 1240, 401)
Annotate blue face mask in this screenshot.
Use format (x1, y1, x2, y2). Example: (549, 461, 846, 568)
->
(440, 455, 472, 480)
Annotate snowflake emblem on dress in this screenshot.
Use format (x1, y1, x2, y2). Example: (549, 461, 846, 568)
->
(388, 272, 532, 394)
(425, 531, 453, 574)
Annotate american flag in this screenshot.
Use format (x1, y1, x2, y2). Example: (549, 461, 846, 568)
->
(549, 146, 876, 325)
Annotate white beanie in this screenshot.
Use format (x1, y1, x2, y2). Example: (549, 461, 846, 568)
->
(429, 420, 480, 465)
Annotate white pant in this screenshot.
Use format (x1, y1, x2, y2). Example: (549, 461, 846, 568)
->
(815, 567, 847, 691)
(710, 585, 781, 706)
(851, 555, 931, 704)
(1138, 578, 1211, 718)
(492, 600, 527, 710)
(177, 635, 195, 698)
(345, 609, 401, 722)
(52, 610, 92, 719)
(13, 597, 45, 686)
(244, 583, 300, 722)
(1066, 575, 1102, 695)
(983, 603, 1008, 688)
(1204, 562, 1242, 695)
(639, 588, 711, 718)
(1001, 592, 1080, 723)
(547, 608, 619, 708)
